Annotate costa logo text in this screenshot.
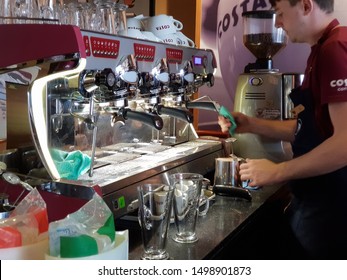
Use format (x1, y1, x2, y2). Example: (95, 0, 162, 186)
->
(217, 0, 269, 39)
(156, 25, 170, 30)
(330, 79, 347, 91)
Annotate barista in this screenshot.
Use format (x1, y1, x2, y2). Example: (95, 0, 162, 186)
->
(218, 0, 347, 259)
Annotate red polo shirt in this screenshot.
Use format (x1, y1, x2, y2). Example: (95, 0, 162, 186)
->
(301, 19, 347, 137)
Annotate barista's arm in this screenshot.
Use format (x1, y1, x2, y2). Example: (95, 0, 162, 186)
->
(241, 101, 347, 186)
(218, 112, 297, 142)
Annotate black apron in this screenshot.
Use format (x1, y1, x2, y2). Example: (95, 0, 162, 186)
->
(287, 87, 347, 259)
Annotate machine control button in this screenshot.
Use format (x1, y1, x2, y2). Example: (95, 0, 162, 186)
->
(113, 199, 119, 210)
(118, 196, 126, 209)
(90, 36, 120, 59)
(250, 77, 263, 86)
(112, 196, 126, 210)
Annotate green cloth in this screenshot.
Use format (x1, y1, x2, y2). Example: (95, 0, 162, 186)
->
(60, 234, 98, 258)
(51, 149, 91, 180)
(97, 215, 116, 243)
(219, 105, 237, 136)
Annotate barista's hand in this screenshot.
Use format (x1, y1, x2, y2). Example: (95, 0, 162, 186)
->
(239, 158, 284, 187)
(217, 115, 231, 133)
(218, 112, 251, 134)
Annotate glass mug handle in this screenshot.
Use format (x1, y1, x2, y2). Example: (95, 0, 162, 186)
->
(198, 193, 209, 216)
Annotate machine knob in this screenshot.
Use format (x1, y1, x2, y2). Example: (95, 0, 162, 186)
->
(203, 73, 215, 87)
(250, 77, 263, 86)
(79, 69, 116, 97)
(96, 68, 116, 89)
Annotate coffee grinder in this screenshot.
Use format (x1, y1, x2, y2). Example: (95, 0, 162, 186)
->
(233, 10, 303, 162)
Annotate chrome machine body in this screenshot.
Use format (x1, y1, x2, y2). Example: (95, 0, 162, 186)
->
(233, 11, 303, 162)
(0, 24, 224, 219)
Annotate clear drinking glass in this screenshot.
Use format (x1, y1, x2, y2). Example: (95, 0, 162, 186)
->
(66, 1, 88, 28)
(94, 0, 116, 34)
(112, 3, 128, 35)
(137, 183, 174, 260)
(12, 0, 39, 23)
(38, 0, 62, 23)
(170, 173, 205, 243)
(0, 0, 13, 24)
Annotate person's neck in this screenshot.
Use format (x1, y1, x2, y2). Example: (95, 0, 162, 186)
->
(307, 13, 335, 46)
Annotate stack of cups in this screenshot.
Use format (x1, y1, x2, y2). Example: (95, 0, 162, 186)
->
(120, 14, 149, 40)
(125, 14, 195, 47)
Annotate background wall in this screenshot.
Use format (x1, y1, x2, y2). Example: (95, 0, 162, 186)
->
(198, 0, 347, 131)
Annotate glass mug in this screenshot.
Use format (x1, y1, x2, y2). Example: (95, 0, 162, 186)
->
(170, 173, 208, 243)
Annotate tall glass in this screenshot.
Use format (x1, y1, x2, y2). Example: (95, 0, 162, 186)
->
(137, 183, 174, 260)
(12, 0, 39, 23)
(0, 0, 12, 24)
(112, 3, 128, 35)
(170, 173, 204, 243)
(94, 0, 116, 34)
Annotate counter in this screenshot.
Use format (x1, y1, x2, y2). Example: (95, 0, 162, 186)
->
(123, 183, 290, 260)
(0, 173, 290, 259)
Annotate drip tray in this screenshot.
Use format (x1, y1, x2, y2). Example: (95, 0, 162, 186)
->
(102, 143, 170, 155)
(131, 144, 169, 154)
(96, 152, 141, 164)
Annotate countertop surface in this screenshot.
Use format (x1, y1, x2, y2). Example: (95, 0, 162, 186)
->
(126, 183, 286, 260)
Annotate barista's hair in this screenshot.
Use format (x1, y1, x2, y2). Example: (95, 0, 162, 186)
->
(269, 0, 334, 13)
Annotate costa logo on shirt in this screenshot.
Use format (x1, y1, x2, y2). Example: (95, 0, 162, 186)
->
(330, 79, 347, 91)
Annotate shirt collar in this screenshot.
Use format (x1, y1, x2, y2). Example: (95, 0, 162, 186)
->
(318, 19, 340, 44)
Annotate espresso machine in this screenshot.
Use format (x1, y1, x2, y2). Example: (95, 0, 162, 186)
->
(0, 23, 223, 220)
(233, 10, 303, 162)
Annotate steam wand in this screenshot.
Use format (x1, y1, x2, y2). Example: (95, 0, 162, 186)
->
(88, 96, 97, 177)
